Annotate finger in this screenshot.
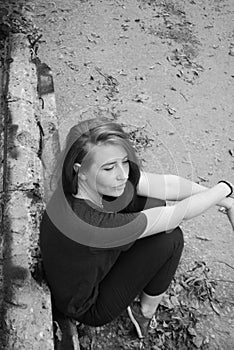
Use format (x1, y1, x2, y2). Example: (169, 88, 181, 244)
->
(227, 211, 234, 230)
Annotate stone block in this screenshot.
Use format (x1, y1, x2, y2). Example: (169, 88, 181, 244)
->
(0, 33, 54, 350)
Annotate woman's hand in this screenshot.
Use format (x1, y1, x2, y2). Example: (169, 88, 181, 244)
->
(219, 197, 234, 231)
(226, 202, 234, 231)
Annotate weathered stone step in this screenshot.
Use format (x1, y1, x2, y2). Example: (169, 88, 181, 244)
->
(0, 33, 80, 350)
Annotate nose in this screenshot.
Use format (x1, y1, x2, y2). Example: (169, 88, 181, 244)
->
(116, 163, 128, 181)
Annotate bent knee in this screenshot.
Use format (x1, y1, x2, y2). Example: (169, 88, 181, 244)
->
(165, 226, 184, 250)
(173, 226, 183, 240)
(172, 226, 184, 250)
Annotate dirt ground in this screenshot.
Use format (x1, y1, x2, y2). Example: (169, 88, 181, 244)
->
(13, 0, 234, 348)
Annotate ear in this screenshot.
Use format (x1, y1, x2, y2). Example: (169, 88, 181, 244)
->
(74, 163, 87, 181)
(73, 163, 81, 173)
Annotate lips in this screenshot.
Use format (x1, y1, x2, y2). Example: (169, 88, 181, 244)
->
(114, 183, 126, 190)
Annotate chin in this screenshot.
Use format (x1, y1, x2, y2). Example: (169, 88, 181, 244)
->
(111, 188, 125, 197)
(102, 188, 124, 198)
(111, 193, 123, 197)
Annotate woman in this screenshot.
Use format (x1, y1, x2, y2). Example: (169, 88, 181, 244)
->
(40, 118, 234, 339)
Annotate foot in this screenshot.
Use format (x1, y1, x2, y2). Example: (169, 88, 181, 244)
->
(127, 302, 152, 339)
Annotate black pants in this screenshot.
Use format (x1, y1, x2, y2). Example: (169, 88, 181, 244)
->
(77, 197, 184, 327)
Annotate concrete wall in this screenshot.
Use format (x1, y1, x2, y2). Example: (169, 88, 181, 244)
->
(0, 34, 57, 350)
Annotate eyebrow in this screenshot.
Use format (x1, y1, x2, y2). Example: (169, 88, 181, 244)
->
(101, 155, 128, 167)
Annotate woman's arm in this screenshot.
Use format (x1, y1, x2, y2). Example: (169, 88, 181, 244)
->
(139, 182, 232, 238)
(137, 172, 233, 209)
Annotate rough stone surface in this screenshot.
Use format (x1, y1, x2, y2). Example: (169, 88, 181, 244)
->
(0, 34, 54, 350)
(40, 91, 61, 203)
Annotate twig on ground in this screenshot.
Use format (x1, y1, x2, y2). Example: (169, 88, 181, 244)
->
(216, 261, 234, 270)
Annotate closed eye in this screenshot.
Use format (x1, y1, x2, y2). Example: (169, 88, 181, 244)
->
(103, 166, 114, 171)
(103, 159, 129, 171)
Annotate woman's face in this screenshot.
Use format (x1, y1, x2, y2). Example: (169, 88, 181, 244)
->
(80, 143, 130, 197)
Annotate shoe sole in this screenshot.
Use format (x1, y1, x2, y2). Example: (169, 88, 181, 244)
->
(127, 306, 144, 339)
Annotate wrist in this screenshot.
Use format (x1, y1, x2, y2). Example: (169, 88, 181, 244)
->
(218, 181, 233, 198)
(227, 200, 234, 211)
(220, 197, 234, 210)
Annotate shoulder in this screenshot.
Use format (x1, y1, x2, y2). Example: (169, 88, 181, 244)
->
(45, 191, 147, 248)
(71, 197, 144, 229)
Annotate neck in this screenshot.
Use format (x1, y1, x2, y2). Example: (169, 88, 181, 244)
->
(75, 183, 103, 208)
